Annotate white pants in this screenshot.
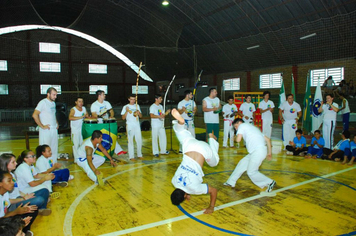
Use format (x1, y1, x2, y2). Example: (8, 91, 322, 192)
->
(174, 121, 219, 167)
(179, 120, 195, 152)
(114, 141, 123, 154)
(39, 126, 58, 164)
(262, 119, 272, 138)
(71, 130, 83, 163)
(77, 154, 105, 182)
(151, 126, 167, 155)
(283, 120, 297, 148)
(323, 119, 336, 149)
(127, 124, 142, 159)
(223, 120, 234, 147)
(226, 147, 272, 188)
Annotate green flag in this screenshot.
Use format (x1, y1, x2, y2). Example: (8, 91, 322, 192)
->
(278, 78, 286, 124)
(291, 74, 296, 98)
(302, 72, 312, 133)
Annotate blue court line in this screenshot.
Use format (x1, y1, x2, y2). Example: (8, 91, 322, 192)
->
(178, 169, 356, 236)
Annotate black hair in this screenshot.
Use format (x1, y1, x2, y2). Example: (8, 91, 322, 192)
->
(154, 94, 162, 99)
(128, 94, 136, 99)
(227, 95, 234, 100)
(325, 93, 334, 98)
(342, 130, 350, 139)
(328, 76, 333, 80)
(296, 129, 303, 135)
(91, 130, 102, 140)
(184, 90, 192, 97)
(76, 97, 84, 101)
(286, 93, 293, 99)
(0, 215, 25, 236)
(209, 88, 216, 94)
(263, 91, 271, 97)
(16, 150, 33, 167)
(46, 87, 57, 95)
(36, 144, 50, 158)
(0, 170, 10, 182)
(314, 130, 321, 134)
(0, 153, 15, 172)
(245, 94, 251, 100)
(171, 189, 186, 206)
(232, 118, 244, 126)
(96, 90, 104, 97)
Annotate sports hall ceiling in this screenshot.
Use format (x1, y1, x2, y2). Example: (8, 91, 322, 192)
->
(0, 0, 355, 80)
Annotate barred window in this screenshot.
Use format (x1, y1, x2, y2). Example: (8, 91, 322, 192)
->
(89, 85, 108, 94)
(310, 67, 344, 87)
(40, 62, 61, 72)
(39, 42, 60, 53)
(89, 64, 107, 74)
(40, 85, 61, 95)
(223, 78, 240, 91)
(0, 60, 7, 71)
(259, 73, 282, 89)
(0, 84, 9, 95)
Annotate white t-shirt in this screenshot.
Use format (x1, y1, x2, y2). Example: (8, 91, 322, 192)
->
(280, 101, 301, 121)
(222, 104, 238, 121)
(35, 98, 57, 127)
(121, 104, 141, 126)
(78, 138, 98, 162)
(9, 172, 20, 199)
(171, 155, 208, 195)
(14, 163, 38, 193)
(150, 103, 164, 128)
(322, 102, 338, 120)
(237, 123, 266, 153)
(177, 99, 196, 121)
(36, 155, 52, 173)
(239, 102, 256, 122)
(203, 97, 220, 124)
(0, 192, 11, 217)
(258, 100, 275, 121)
(70, 106, 87, 132)
(90, 100, 112, 119)
(339, 99, 350, 115)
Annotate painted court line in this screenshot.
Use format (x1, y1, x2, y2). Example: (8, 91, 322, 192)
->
(98, 166, 356, 236)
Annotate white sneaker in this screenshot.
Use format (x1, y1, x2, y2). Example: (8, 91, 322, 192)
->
(223, 182, 235, 188)
(69, 175, 74, 180)
(286, 151, 293, 156)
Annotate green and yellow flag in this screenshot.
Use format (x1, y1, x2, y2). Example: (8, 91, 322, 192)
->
(302, 72, 312, 133)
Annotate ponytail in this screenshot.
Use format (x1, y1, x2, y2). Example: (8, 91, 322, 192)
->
(36, 145, 49, 158)
(17, 150, 32, 167)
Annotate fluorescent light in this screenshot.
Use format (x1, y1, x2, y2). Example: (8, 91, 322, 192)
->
(247, 45, 260, 50)
(162, 0, 169, 6)
(300, 33, 316, 40)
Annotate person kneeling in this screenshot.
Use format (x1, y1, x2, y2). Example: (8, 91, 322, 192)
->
(286, 129, 308, 156)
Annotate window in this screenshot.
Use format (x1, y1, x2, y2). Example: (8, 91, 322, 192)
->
(39, 42, 60, 53)
(223, 78, 240, 91)
(40, 85, 62, 95)
(89, 64, 107, 74)
(89, 85, 108, 94)
(310, 67, 344, 87)
(0, 60, 7, 71)
(0, 84, 9, 95)
(259, 73, 282, 89)
(40, 62, 61, 72)
(132, 85, 148, 94)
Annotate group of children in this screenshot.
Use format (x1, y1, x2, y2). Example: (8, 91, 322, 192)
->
(285, 129, 355, 165)
(0, 145, 72, 235)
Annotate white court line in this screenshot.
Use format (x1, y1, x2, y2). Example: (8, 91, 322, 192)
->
(98, 166, 356, 236)
(63, 158, 182, 236)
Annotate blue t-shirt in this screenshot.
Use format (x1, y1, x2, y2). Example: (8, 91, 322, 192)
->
(311, 137, 325, 149)
(350, 141, 356, 151)
(334, 139, 350, 151)
(293, 136, 307, 148)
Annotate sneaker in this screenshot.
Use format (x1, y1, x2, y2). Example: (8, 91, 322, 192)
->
(179, 151, 183, 154)
(286, 151, 293, 156)
(161, 151, 169, 155)
(223, 182, 235, 188)
(299, 152, 306, 157)
(117, 151, 128, 156)
(56, 181, 68, 187)
(68, 175, 74, 180)
(50, 192, 60, 199)
(26, 230, 33, 236)
(38, 208, 52, 216)
(96, 172, 104, 186)
(266, 180, 276, 192)
(154, 154, 159, 158)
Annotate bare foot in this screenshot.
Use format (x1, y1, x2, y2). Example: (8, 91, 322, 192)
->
(311, 155, 317, 159)
(335, 158, 341, 162)
(347, 162, 354, 165)
(171, 109, 185, 125)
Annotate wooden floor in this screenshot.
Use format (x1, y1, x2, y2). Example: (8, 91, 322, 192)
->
(1, 127, 355, 236)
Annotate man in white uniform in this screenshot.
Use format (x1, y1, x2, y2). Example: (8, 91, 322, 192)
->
(318, 94, 339, 149)
(90, 90, 126, 156)
(32, 87, 59, 164)
(279, 94, 302, 149)
(69, 97, 88, 162)
(170, 109, 219, 214)
(202, 88, 221, 140)
(150, 94, 170, 157)
(121, 95, 143, 160)
(77, 130, 117, 185)
(224, 118, 276, 192)
(238, 95, 256, 124)
(222, 96, 238, 148)
(258, 91, 275, 138)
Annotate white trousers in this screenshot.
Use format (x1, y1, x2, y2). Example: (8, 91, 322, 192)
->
(282, 120, 297, 148)
(262, 119, 272, 139)
(226, 147, 272, 188)
(114, 141, 123, 154)
(151, 126, 167, 155)
(71, 130, 83, 163)
(322, 119, 335, 149)
(77, 154, 105, 182)
(39, 126, 58, 164)
(127, 124, 142, 159)
(174, 121, 219, 167)
(179, 120, 195, 152)
(223, 120, 234, 147)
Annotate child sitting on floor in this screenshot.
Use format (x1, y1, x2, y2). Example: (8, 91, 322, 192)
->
(305, 130, 325, 159)
(321, 130, 350, 161)
(286, 129, 308, 156)
(342, 134, 356, 165)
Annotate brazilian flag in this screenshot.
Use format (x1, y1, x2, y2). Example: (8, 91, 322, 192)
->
(302, 73, 312, 133)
